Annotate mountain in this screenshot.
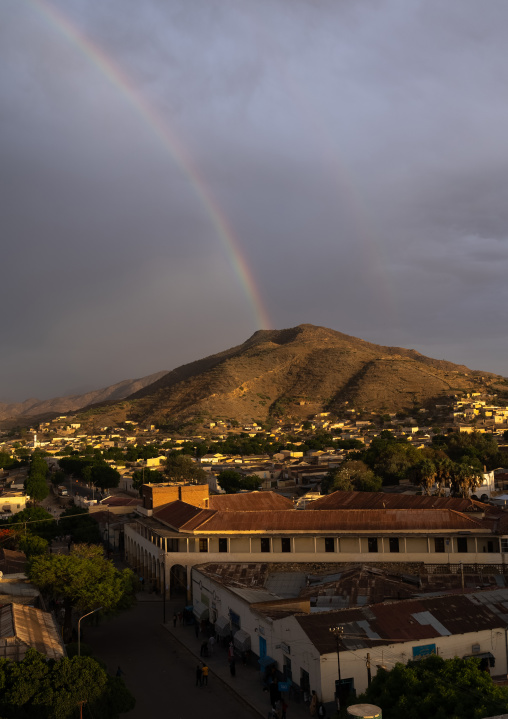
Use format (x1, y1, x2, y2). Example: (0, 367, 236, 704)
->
(4, 325, 505, 429)
(85, 324, 504, 427)
(0, 371, 168, 423)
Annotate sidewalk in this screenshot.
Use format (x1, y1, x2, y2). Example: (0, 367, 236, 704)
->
(155, 596, 311, 719)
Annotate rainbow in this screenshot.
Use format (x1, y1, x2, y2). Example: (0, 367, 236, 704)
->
(26, 0, 271, 330)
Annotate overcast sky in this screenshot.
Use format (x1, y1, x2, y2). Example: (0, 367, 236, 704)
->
(1, 0, 508, 402)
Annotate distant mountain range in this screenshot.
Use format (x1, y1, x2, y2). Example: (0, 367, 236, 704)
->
(0, 371, 168, 423)
(2, 325, 506, 428)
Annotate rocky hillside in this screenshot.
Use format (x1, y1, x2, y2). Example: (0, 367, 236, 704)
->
(94, 324, 504, 427)
(5, 325, 505, 428)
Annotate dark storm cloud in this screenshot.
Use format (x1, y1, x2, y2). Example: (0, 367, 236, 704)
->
(1, 0, 508, 401)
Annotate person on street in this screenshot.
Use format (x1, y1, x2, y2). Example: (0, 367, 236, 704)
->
(173, 613, 177, 628)
(195, 664, 202, 687)
(208, 635, 215, 655)
(310, 691, 318, 717)
(201, 662, 209, 686)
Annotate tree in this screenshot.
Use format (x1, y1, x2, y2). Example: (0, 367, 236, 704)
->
(164, 454, 207, 484)
(132, 468, 164, 493)
(449, 462, 483, 498)
(217, 470, 261, 493)
(59, 506, 102, 544)
(28, 544, 137, 640)
(356, 654, 508, 719)
(409, 459, 436, 495)
(6, 506, 57, 542)
(322, 461, 382, 494)
(0, 648, 135, 719)
(25, 453, 49, 503)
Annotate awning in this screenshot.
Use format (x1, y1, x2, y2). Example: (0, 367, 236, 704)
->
(193, 601, 209, 622)
(215, 615, 231, 637)
(258, 655, 276, 669)
(233, 629, 251, 652)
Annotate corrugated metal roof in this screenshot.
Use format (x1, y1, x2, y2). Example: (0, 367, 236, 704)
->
(0, 603, 65, 661)
(309, 491, 489, 513)
(209, 492, 293, 511)
(193, 508, 485, 533)
(296, 590, 508, 654)
(154, 500, 216, 531)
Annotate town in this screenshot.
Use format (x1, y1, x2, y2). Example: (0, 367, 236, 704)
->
(2, 390, 508, 717)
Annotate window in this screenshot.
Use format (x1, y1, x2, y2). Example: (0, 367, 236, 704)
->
(434, 537, 445, 553)
(199, 538, 208, 553)
(218, 538, 228, 553)
(457, 537, 468, 553)
(281, 538, 291, 553)
(261, 538, 271, 553)
(325, 537, 335, 553)
(389, 537, 399, 553)
(368, 537, 378, 553)
(502, 539, 508, 553)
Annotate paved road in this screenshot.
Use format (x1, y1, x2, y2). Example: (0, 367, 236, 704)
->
(84, 597, 261, 719)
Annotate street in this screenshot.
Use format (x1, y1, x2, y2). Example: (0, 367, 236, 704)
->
(84, 596, 262, 719)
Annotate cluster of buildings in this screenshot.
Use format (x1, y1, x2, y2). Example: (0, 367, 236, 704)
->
(124, 483, 508, 703)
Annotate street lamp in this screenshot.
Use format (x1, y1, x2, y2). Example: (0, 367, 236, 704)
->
(329, 625, 344, 710)
(78, 607, 102, 656)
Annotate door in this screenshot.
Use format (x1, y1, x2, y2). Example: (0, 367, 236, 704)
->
(259, 636, 267, 659)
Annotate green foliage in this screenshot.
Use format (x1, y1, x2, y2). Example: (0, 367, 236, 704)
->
(59, 506, 102, 544)
(357, 654, 508, 719)
(28, 544, 137, 618)
(217, 470, 261, 493)
(6, 506, 57, 542)
(0, 648, 135, 719)
(18, 533, 48, 558)
(0, 452, 23, 470)
(132, 468, 164, 492)
(322, 460, 382, 494)
(58, 457, 120, 489)
(363, 435, 422, 485)
(25, 454, 49, 503)
(442, 431, 503, 471)
(164, 454, 207, 483)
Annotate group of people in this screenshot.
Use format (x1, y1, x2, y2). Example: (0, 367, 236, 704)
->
(195, 661, 209, 687)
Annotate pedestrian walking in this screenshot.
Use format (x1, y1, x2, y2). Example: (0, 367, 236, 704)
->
(178, 611, 183, 626)
(318, 702, 326, 718)
(208, 635, 215, 656)
(201, 662, 209, 686)
(200, 640, 208, 657)
(281, 699, 288, 719)
(195, 664, 202, 687)
(310, 691, 318, 717)
(173, 613, 177, 628)
(229, 658, 236, 677)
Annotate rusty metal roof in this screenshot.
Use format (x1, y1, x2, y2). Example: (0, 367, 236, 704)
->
(209, 492, 293, 511)
(310, 491, 489, 513)
(0, 603, 65, 661)
(296, 589, 508, 655)
(153, 500, 216, 531)
(194, 508, 485, 533)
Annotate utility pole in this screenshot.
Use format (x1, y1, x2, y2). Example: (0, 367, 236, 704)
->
(329, 625, 344, 710)
(366, 652, 372, 686)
